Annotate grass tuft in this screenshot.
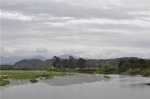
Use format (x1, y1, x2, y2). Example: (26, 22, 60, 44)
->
(30, 78, 38, 83)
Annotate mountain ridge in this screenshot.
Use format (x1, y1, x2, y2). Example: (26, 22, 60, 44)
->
(0, 55, 47, 65)
(1, 57, 149, 68)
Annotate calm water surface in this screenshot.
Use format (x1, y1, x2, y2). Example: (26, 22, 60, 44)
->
(0, 75, 150, 99)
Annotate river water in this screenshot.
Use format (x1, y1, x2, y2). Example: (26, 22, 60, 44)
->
(0, 75, 150, 99)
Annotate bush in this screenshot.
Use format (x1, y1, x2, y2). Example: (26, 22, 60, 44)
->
(141, 70, 150, 77)
(98, 64, 118, 74)
(146, 83, 150, 85)
(45, 76, 53, 79)
(1, 75, 10, 79)
(124, 68, 140, 75)
(0, 80, 10, 86)
(30, 78, 38, 83)
(0, 77, 3, 82)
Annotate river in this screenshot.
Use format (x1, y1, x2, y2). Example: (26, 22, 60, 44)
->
(0, 75, 150, 99)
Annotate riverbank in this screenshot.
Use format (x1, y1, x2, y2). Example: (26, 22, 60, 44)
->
(1, 74, 150, 99)
(0, 72, 109, 87)
(0, 71, 70, 86)
(42, 73, 109, 86)
(1, 70, 149, 87)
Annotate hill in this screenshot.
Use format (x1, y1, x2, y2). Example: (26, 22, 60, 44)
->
(0, 55, 47, 65)
(7, 57, 147, 68)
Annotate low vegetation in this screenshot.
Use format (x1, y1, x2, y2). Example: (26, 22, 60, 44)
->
(0, 71, 68, 79)
(0, 77, 10, 86)
(0, 71, 70, 86)
(146, 83, 150, 86)
(30, 78, 38, 83)
(0, 57, 149, 86)
(118, 59, 150, 77)
(140, 70, 150, 77)
(98, 64, 118, 74)
(123, 68, 140, 75)
(47, 64, 117, 74)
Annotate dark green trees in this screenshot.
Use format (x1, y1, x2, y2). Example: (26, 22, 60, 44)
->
(62, 59, 68, 68)
(77, 58, 86, 69)
(52, 56, 61, 68)
(118, 58, 150, 74)
(52, 56, 75, 68)
(52, 56, 86, 69)
(68, 56, 75, 69)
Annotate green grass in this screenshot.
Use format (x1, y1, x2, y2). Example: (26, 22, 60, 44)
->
(0, 71, 68, 80)
(0, 70, 71, 86)
(47, 67, 118, 74)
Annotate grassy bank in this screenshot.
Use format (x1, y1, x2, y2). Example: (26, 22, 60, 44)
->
(0, 71, 69, 79)
(122, 69, 150, 77)
(0, 71, 70, 86)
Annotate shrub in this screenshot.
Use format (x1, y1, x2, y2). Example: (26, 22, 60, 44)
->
(146, 83, 150, 85)
(1, 75, 9, 79)
(0, 77, 3, 82)
(30, 78, 38, 83)
(141, 70, 150, 77)
(0, 80, 10, 86)
(98, 64, 118, 74)
(124, 68, 140, 75)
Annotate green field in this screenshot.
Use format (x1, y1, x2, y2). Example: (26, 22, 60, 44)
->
(0, 70, 70, 86)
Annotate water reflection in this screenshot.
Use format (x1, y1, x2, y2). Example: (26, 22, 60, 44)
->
(0, 75, 150, 99)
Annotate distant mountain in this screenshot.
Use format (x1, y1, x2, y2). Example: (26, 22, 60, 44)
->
(58, 54, 79, 59)
(1, 55, 148, 68)
(37, 59, 53, 67)
(0, 55, 47, 65)
(0, 56, 26, 65)
(15, 59, 43, 67)
(14, 59, 53, 67)
(30, 55, 47, 61)
(10, 57, 145, 68)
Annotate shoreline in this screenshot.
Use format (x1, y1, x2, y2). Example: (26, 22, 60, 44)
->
(0, 73, 109, 88)
(42, 73, 109, 86)
(1, 73, 149, 89)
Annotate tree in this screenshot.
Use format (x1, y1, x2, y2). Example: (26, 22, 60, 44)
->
(68, 56, 75, 69)
(77, 58, 86, 69)
(62, 59, 68, 68)
(101, 63, 117, 74)
(52, 56, 61, 68)
(102, 64, 112, 71)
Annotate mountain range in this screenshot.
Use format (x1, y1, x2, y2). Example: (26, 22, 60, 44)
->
(0, 55, 47, 65)
(0, 54, 79, 65)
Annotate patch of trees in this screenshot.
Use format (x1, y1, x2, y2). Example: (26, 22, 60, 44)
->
(2, 56, 149, 73)
(118, 58, 150, 74)
(52, 56, 86, 69)
(98, 64, 118, 74)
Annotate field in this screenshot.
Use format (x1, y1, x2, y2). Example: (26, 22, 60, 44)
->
(0, 70, 70, 86)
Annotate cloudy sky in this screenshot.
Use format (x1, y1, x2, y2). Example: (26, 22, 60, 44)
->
(1, 0, 150, 59)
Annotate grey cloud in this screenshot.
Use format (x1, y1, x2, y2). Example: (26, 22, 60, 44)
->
(58, 49, 86, 55)
(97, 49, 148, 59)
(35, 48, 49, 53)
(1, 0, 150, 59)
(2, 0, 149, 19)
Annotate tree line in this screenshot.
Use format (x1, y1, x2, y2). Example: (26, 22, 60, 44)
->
(52, 56, 86, 69)
(118, 58, 150, 73)
(118, 58, 150, 76)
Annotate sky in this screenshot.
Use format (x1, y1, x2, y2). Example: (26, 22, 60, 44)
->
(1, 0, 150, 59)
